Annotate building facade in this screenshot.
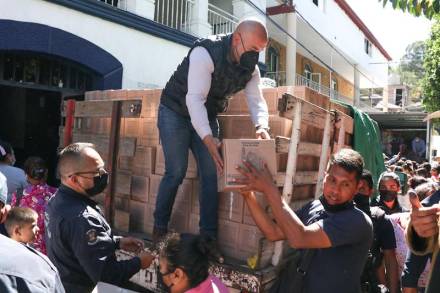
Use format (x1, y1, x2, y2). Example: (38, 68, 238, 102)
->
(0, 0, 390, 181)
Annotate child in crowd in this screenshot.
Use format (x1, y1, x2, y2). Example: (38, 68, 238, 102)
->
(430, 163, 440, 182)
(5, 207, 39, 246)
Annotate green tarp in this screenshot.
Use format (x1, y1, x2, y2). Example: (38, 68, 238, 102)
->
(337, 103, 387, 187)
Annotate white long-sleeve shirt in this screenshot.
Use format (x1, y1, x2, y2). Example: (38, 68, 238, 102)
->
(186, 46, 269, 140)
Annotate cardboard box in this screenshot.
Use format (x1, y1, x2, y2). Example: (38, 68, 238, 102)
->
(218, 221, 273, 267)
(191, 190, 244, 223)
(217, 219, 240, 257)
(114, 209, 130, 232)
(141, 93, 161, 118)
(155, 145, 197, 178)
(277, 86, 330, 110)
(169, 202, 190, 233)
(122, 118, 141, 137)
(218, 115, 292, 139)
(114, 194, 130, 211)
(222, 88, 278, 115)
(131, 175, 149, 202)
(137, 118, 160, 147)
(115, 171, 132, 195)
(237, 224, 274, 268)
(188, 213, 200, 234)
(129, 200, 154, 234)
(118, 146, 156, 176)
(219, 139, 277, 191)
(135, 146, 156, 176)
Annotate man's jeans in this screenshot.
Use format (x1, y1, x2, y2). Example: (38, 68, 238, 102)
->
(153, 104, 219, 237)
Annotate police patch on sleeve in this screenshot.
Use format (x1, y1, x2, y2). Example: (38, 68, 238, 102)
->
(86, 229, 98, 245)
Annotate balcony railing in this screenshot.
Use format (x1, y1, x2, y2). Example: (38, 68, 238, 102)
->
(265, 71, 286, 87)
(208, 3, 238, 35)
(295, 74, 352, 104)
(97, 0, 239, 36)
(98, 0, 128, 10)
(154, 0, 195, 34)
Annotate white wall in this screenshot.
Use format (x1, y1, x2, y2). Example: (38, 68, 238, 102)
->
(293, 0, 389, 87)
(1, 0, 191, 89)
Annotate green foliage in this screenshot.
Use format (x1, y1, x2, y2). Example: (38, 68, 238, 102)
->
(379, 0, 440, 19)
(394, 41, 425, 101)
(422, 18, 440, 112)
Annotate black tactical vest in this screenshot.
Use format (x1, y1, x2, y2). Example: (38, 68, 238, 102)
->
(160, 34, 255, 119)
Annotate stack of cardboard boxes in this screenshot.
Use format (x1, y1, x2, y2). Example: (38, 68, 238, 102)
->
(62, 85, 343, 269)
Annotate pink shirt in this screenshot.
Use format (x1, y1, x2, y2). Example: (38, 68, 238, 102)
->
(185, 275, 229, 293)
(11, 183, 57, 255)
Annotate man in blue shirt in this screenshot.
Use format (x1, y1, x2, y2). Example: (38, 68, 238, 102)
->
(237, 148, 373, 293)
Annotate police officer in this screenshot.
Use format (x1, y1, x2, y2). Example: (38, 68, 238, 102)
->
(153, 18, 270, 248)
(45, 143, 154, 292)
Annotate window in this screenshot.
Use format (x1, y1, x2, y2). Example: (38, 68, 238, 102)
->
(331, 76, 338, 91)
(364, 38, 372, 56)
(0, 52, 96, 91)
(304, 63, 312, 80)
(312, 0, 325, 11)
(395, 88, 403, 106)
(267, 47, 279, 73)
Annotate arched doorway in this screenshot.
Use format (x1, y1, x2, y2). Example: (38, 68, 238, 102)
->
(0, 52, 101, 185)
(0, 20, 123, 185)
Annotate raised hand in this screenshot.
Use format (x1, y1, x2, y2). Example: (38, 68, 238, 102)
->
(409, 192, 440, 238)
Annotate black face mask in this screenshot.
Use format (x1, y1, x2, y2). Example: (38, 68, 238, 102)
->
(84, 173, 108, 197)
(236, 33, 259, 71)
(239, 51, 259, 71)
(319, 195, 354, 213)
(379, 190, 398, 202)
(353, 193, 371, 215)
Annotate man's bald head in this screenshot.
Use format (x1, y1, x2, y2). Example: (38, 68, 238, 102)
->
(58, 143, 101, 178)
(234, 18, 268, 43)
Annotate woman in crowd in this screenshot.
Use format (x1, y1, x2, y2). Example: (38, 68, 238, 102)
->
(159, 233, 228, 293)
(0, 140, 27, 204)
(11, 156, 56, 254)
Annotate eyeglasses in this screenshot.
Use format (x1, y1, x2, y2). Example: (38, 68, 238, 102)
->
(69, 168, 108, 178)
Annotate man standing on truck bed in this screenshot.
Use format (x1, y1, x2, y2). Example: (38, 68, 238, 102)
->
(153, 18, 271, 254)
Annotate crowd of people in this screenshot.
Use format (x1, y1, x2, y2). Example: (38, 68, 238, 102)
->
(1, 137, 439, 293)
(1, 18, 440, 293)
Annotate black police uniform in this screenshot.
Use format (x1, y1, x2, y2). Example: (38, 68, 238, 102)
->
(0, 233, 65, 292)
(45, 185, 141, 293)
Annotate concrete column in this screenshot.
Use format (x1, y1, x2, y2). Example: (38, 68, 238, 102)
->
(232, 0, 267, 62)
(190, 0, 211, 38)
(121, 0, 156, 20)
(427, 119, 432, 161)
(353, 65, 360, 107)
(286, 12, 297, 86)
(382, 86, 389, 112)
